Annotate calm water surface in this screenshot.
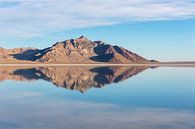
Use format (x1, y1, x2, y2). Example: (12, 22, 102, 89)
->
(0, 66, 195, 129)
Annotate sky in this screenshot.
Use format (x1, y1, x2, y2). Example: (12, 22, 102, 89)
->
(0, 0, 195, 61)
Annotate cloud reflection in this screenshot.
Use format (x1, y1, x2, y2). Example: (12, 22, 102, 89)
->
(0, 96, 194, 129)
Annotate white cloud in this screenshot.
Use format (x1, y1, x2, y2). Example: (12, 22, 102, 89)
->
(0, 0, 195, 38)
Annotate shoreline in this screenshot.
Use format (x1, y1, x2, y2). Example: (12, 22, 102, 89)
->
(0, 63, 195, 67)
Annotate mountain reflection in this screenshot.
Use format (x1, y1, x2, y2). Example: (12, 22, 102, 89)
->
(0, 66, 149, 93)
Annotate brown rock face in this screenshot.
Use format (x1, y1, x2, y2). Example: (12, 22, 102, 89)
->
(36, 37, 96, 63)
(35, 36, 149, 63)
(0, 36, 151, 64)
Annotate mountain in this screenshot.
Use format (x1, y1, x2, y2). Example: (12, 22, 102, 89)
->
(0, 66, 149, 93)
(0, 47, 39, 63)
(0, 36, 152, 64)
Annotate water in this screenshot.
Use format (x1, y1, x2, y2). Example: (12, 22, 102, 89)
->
(0, 66, 195, 129)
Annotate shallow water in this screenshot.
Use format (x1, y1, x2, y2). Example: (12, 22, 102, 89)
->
(0, 66, 195, 129)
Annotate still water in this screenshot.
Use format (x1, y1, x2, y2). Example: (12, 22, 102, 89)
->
(0, 66, 195, 129)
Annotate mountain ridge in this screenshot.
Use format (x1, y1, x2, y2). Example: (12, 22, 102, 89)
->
(0, 36, 154, 64)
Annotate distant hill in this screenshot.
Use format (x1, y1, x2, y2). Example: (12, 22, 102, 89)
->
(0, 36, 152, 64)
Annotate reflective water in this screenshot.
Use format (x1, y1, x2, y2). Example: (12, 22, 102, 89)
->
(0, 66, 195, 129)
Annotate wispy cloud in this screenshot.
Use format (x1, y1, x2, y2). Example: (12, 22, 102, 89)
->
(0, 0, 195, 37)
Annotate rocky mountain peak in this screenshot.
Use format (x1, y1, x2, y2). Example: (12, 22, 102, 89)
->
(52, 36, 93, 49)
(78, 35, 88, 39)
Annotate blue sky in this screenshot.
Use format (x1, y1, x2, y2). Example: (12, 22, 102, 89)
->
(0, 0, 195, 61)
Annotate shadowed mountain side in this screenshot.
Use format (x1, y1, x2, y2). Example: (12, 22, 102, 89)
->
(0, 47, 40, 62)
(0, 66, 149, 93)
(11, 49, 41, 61)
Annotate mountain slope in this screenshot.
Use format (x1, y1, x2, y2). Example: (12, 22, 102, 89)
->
(0, 47, 39, 63)
(35, 36, 149, 64)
